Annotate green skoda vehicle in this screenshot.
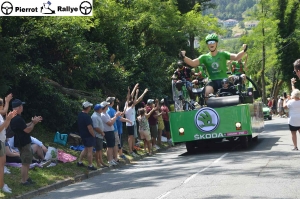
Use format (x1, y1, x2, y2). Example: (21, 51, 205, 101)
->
(169, 78, 264, 153)
(263, 104, 272, 120)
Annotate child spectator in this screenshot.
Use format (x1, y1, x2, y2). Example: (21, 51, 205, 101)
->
(155, 99, 164, 146)
(137, 107, 157, 155)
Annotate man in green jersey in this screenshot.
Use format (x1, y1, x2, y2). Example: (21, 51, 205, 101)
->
(181, 33, 248, 98)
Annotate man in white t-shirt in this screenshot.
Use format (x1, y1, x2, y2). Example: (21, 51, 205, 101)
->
(91, 104, 107, 168)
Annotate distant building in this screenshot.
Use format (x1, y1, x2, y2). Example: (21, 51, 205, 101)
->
(233, 33, 243, 38)
(222, 19, 238, 27)
(245, 21, 259, 28)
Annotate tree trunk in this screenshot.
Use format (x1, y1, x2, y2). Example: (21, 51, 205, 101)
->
(261, 2, 266, 104)
(273, 80, 284, 100)
(189, 33, 195, 59)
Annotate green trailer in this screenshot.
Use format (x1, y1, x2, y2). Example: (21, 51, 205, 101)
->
(169, 95, 264, 152)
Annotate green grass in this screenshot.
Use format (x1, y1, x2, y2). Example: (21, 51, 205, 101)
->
(1, 125, 170, 198)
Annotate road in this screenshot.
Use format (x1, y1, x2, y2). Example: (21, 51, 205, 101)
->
(34, 117, 300, 199)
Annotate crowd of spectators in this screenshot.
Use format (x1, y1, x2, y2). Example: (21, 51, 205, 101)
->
(77, 83, 172, 169)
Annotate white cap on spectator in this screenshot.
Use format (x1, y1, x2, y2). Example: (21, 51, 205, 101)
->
(82, 101, 93, 108)
(100, 101, 110, 107)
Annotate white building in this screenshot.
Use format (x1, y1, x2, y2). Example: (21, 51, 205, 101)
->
(245, 21, 259, 28)
(223, 19, 238, 27)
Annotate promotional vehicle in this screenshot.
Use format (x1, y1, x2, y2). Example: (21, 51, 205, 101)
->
(169, 78, 264, 152)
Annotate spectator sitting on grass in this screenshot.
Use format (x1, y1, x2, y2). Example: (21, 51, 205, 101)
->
(8, 136, 48, 162)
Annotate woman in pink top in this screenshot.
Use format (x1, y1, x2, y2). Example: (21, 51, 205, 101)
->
(160, 99, 172, 145)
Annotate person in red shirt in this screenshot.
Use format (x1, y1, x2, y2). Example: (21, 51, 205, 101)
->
(160, 99, 172, 145)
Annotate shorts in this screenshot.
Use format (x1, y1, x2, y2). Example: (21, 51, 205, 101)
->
(95, 137, 103, 151)
(127, 126, 134, 136)
(19, 144, 33, 165)
(104, 131, 115, 148)
(149, 124, 158, 138)
(289, 124, 300, 132)
(285, 108, 289, 114)
(277, 107, 284, 113)
(163, 120, 170, 132)
(206, 79, 223, 93)
(118, 134, 123, 149)
(114, 131, 120, 146)
(158, 120, 165, 131)
(82, 136, 96, 147)
(139, 130, 151, 141)
(0, 141, 5, 157)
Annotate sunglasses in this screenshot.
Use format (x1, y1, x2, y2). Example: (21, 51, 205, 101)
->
(207, 40, 216, 45)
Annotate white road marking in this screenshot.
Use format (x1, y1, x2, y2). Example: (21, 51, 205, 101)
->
(156, 191, 171, 199)
(156, 153, 228, 199)
(183, 153, 228, 184)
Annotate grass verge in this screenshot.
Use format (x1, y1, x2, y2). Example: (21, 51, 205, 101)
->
(1, 125, 170, 198)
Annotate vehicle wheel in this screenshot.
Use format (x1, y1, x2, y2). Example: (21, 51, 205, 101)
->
(252, 136, 258, 142)
(268, 115, 272, 120)
(240, 136, 249, 149)
(247, 135, 252, 142)
(186, 141, 196, 153)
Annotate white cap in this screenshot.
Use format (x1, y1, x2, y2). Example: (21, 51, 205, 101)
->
(100, 101, 110, 107)
(82, 101, 93, 108)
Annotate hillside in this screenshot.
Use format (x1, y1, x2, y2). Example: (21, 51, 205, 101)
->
(203, 0, 256, 20)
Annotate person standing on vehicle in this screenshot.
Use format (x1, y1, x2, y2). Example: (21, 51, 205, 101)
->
(283, 89, 300, 151)
(171, 60, 195, 101)
(181, 33, 248, 97)
(231, 54, 248, 75)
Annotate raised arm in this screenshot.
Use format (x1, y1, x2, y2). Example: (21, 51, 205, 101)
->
(230, 44, 248, 61)
(131, 83, 139, 98)
(145, 107, 157, 119)
(135, 88, 148, 105)
(0, 110, 17, 132)
(181, 51, 200, 67)
(0, 93, 13, 116)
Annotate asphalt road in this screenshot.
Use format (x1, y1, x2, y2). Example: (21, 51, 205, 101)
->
(34, 117, 300, 199)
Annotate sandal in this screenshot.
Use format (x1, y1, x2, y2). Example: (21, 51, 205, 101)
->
(292, 147, 298, 151)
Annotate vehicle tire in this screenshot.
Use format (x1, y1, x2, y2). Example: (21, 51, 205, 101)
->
(252, 136, 258, 142)
(240, 136, 249, 149)
(247, 135, 252, 142)
(268, 115, 272, 120)
(186, 141, 196, 153)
